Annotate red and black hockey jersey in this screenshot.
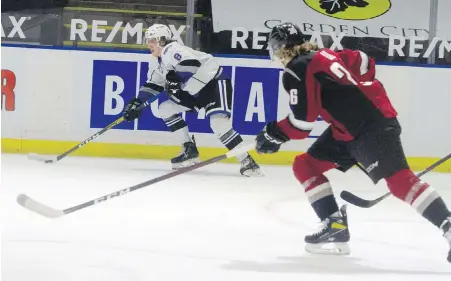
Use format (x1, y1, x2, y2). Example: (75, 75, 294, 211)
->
(277, 48, 398, 142)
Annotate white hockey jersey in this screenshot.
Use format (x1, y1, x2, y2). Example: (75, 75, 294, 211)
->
(141, 41, 221, 97)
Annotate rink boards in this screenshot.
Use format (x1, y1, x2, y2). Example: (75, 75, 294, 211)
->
(1, 45, 451, 172)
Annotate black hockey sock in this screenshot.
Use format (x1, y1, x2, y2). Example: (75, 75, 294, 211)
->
(163, 114, 192, 144)
(218, 129, 248, 162)
(421, 197, 451, 228)
(219, 128, 244, 150)
(312, 195, 340, 221)
(164, 114, 188, 132)
(304, 178, 339, 221)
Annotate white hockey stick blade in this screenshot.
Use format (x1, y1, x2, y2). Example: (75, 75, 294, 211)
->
(226, 143, 256, 158)
(27, 153, 57, 163)
(17, 194, 65, 218)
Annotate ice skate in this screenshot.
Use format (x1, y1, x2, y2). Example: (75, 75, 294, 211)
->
(171, 136, 200, 169)
(239, 154, 263, 177)
(305, 205, 351, 255)
(440, 215, 451, 263)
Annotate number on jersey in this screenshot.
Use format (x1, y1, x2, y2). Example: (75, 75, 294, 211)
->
(330, 62, 358, 85)
(289, 89, 298, 105)
(320, 50, 359, 86)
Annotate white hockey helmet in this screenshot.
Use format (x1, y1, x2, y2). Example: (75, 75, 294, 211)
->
(144, 24, 172, 45)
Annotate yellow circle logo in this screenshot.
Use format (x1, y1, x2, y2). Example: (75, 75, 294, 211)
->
(304, 0, 391, 20)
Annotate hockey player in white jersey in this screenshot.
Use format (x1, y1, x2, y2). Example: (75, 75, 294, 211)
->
(123, 24, 262, 177)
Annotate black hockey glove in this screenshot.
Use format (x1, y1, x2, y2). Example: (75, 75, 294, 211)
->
(124, 97, 143, 122)
(164, 70, 199, 110)
(255, 121, 290, 154)
(165, 70, 183, 97)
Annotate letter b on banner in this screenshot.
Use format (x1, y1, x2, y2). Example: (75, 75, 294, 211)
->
(104, 75, 125, 115)
(90, 60, 137, 129)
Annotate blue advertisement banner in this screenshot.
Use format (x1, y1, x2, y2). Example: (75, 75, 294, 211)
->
(90, 59, 284, 136)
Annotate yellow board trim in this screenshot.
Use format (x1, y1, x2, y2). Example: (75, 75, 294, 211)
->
(2, 138, 450, 173)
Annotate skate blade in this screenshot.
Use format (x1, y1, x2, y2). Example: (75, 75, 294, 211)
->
(241, 168, 265, 177)
(172, 158, 201, 170)
(305, 242, 350, 255)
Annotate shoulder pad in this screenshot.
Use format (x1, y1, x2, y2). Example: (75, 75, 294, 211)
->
(161, 42, 174, 55)
(284, 53, 313, 82)
(161, 42, 185, 62)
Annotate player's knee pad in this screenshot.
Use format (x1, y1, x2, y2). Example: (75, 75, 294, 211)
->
(159, 100, 191, 119)
(293, 154, 316, 183)
(158, 100, 180, 119)
(385, 169, 430, 204)
(293, 153, 336, 184)
(209, 113, 232, 136)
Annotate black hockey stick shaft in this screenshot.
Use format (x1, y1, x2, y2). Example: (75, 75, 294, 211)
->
(63, 153, 228, 215)
(48, 116, 126, 163)
(416, 153, 451, 177)
(40, 99, 152, 163)
(17, 143, 254, 218)
(341, 152, 451, 208)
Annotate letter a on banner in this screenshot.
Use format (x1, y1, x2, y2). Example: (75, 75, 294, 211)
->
(233, 67, 279, 135)
(245, 82, 265, 122)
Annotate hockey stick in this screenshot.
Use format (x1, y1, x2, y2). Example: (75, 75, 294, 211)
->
(340, 152, 451, 208)
(27, 97, 156, 164)
(17, 143, 256, 218)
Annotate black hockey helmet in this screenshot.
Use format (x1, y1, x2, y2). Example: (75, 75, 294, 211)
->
(268, 22, 306, 61)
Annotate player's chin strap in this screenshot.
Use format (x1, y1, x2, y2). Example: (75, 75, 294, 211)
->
(157, 39, 169, 52)
(341, 152, 451, 208)
(17, 143, 257, 219)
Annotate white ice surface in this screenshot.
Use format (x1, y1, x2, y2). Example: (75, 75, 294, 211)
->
(1, 153, 451, 281)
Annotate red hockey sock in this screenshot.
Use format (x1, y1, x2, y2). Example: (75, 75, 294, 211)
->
(386, 169, 451, 227)
(293, 153, 339, 221)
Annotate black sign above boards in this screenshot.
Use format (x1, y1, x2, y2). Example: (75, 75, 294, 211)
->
(205, 30, 430, 64)
(1, 0, 68, 12)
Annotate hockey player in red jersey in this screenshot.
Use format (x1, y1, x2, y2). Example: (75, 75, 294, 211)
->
(254, 22, 451, 262)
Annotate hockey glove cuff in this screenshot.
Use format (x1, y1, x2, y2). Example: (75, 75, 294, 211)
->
(255, 121, 290, 154)
(164, 71, 200, 110)
(137, 83, 163, 100)
(165, 70, 183, 97)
